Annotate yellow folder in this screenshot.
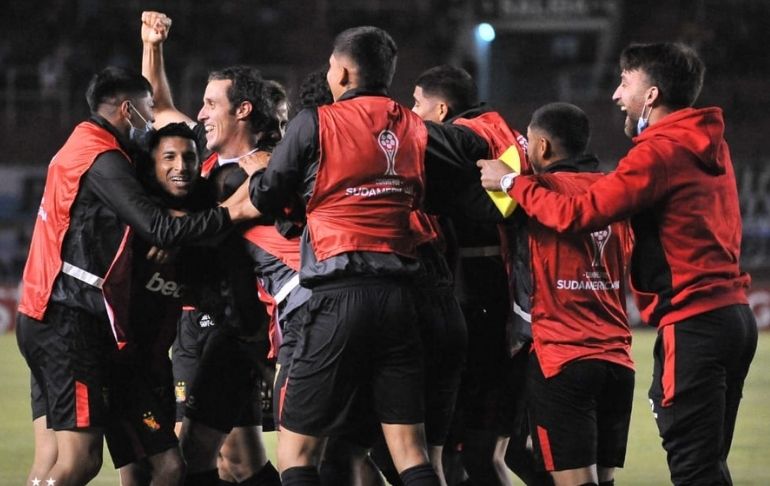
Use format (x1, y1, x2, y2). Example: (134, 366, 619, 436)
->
(486, 144, 521, 217)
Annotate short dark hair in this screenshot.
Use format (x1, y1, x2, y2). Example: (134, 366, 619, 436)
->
(529, 102, 590, 157)
(208, 65, 272, 134)
(298, 69, 334, 110)
(415, 65, 478, 115)
(85, 66, 152, 113)
(620, 42, 705, 109)
(258, 79, 289, 150)
(263, 80, 288, 116)
(148, 122, 199, 155)
(332, 26, 397, 91)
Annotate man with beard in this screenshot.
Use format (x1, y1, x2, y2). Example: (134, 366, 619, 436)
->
(479, 42, 757, 486)
(141, 12, 283, 486)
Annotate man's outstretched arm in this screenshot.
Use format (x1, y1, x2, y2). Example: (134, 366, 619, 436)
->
(479, 144, 667, 232)
(141, 11, 194, 127)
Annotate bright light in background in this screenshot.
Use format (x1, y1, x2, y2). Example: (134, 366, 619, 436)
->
(473, 22, 495, 100)
(476, 22, 496, 42)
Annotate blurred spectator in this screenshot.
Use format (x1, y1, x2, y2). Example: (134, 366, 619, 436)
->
(38, 42, 73, 101)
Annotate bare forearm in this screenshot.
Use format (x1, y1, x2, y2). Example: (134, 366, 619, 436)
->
(140, 11, 191, 126)
(142, 42, 174, 112)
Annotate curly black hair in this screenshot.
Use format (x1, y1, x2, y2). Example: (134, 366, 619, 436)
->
(297, 69, 333, 111)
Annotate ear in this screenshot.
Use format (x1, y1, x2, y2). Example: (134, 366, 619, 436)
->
(437, 102, 449, 122)
(235, 100, 253, 121)
(647, 86, 660, 106)
(328, 65, 349, 94)
(120, 99, 132, 120)
(539, 136, 552, 160)
(339, 66, 351, 88)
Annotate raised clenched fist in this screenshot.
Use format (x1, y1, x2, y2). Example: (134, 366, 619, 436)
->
(141, 11, 172, 45)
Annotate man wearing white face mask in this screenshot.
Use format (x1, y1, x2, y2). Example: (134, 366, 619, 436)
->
(478, 43, 757, 486)
(15, 66, 250, 486)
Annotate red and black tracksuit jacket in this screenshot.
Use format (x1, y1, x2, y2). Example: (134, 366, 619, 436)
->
(510, 107, 749, 328)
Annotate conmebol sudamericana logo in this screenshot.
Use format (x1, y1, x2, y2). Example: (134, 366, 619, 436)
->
(377, 129, 399, 176)
(590, 226, 612, 268)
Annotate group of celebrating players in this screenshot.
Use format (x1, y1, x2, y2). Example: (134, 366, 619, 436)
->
(15, 9, 756, 486)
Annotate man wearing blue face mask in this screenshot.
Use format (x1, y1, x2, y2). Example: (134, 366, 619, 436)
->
(15, 66, 252, 486)
(478, 43, 757, 486)
(127, 100, 154, 148)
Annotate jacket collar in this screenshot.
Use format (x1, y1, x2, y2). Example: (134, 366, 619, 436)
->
(447, 103, 489, 123)
(542, 153, 601, 174)
(88, 114, 133, 154)
(337, 87, 389, 102)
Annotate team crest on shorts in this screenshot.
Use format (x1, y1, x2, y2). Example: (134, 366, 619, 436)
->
(377, 129, 399, 176)
(142, 411, 161, 431)
(198, 314, 214, 328)
(175, 381, 186, 403)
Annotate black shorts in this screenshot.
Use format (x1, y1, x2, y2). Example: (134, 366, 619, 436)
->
(327, 286, 467, 449)
(275, 308, 381, 447)
(16, 303, 115, 430)
(105, 363, 178, 468)
(257, 364, 276, 432)
(416, 286, 467, 446)
(280, 277, 425, 437)
(527, 353, 634, 472)
(171, 310, 209, 421)
(30, 374, 46, 420)
(273, 308, 301, 427)
(172, 310, 262, 432)
(458, 299, 524, 435)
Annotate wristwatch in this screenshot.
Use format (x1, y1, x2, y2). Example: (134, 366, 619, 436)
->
(500, 172, 517, 192)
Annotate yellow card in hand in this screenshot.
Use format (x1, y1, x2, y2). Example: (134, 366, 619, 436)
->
(486, 144, 521, 217)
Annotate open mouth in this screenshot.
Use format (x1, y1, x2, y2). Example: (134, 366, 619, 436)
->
(170, 176, 191, 187)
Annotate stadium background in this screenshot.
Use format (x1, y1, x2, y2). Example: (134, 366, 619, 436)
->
(0, 0, 768, 483)
(1, 0, 769, 330)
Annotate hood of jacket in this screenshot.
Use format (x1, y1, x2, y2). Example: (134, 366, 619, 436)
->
(634, 106, 727, 175)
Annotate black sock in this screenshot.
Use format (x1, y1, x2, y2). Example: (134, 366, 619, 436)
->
(399, 464, 440, 486)
(237, 461, 281, 486)
(281, 465, 320, 486)
(319, 459, 349, 486)
(219, 480, 237, 486)
(185, 469, 220, 486)
(598, 481, 614, 486)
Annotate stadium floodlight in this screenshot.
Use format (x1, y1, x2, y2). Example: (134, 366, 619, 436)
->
(476, 22, 496, 42)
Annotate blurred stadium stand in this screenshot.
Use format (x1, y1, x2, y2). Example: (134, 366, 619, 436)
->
(0, 0, 768, 329)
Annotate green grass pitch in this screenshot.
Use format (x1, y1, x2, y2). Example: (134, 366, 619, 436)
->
(1, 329, 768, 485)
